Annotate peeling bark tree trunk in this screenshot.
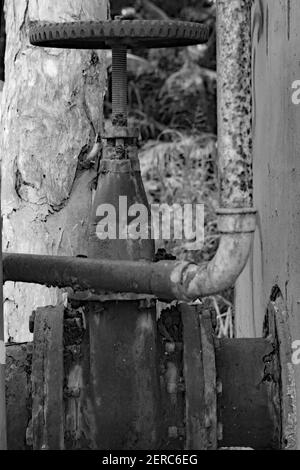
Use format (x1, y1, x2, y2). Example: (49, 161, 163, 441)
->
(1, 0, 108, 342)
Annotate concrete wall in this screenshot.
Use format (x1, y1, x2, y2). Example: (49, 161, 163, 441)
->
(251, 0, 300, 447)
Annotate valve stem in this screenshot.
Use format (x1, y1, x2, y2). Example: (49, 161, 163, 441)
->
(112, 46, 128, 127)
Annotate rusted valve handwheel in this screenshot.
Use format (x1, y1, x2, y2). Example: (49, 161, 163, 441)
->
(30, 19, 210, 127)
(29, 20, 210, 49)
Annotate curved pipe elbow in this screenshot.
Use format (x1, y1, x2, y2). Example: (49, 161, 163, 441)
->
(151, 208, 257, 302)
(2, 210, 257, 302)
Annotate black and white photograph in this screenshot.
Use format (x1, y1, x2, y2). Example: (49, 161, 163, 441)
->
(0, 0, 298, 458)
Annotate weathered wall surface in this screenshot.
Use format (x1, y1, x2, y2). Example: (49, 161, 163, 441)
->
(0, 0, 108, 342)
(251, 0, 300, 447)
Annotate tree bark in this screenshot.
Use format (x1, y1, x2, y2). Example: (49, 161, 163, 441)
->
(1, 0, 108, 342)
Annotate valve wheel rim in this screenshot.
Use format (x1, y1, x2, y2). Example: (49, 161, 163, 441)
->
(29, 20, 211, 50)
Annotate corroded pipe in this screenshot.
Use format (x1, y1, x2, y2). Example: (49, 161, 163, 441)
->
(156, 209, 257, 301)
(152, 0, 256, 300)
(3, 209, 256, 302)
(217, 0, 253, 208)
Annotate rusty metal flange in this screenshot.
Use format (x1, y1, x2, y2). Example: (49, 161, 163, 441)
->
(181, 305, 217, 450)
(29, 20, 210, 50)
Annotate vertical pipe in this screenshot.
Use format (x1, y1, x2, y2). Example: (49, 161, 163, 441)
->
(217, 0, 255, 337)
(217, 0, 253, 209)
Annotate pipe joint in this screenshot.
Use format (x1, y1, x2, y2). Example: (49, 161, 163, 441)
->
(217, 208, 257, 234)
(151, 208, 257, 302)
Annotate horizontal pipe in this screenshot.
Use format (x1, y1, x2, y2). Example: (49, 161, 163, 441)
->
(3, 253, 157, 296)
(3, 209, 256, 302)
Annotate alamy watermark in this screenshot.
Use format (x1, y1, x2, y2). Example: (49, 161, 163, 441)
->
(95, 196, 204, 251)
